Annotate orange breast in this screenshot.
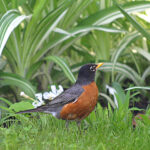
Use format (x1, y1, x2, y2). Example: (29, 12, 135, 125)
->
(60, 82, 99, 121)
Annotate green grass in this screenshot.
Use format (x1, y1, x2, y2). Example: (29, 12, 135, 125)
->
(0, 106, 150, 150)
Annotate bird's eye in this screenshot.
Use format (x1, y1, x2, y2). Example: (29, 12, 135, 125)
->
(90, 66, 96, 71)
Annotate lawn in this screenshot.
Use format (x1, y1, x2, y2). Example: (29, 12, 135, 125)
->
(0, 105, 150, 150)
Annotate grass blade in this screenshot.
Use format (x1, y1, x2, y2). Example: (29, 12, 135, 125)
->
(0, 97, 12, 106)
(99, 92, 116, 109)
(0, 105, 10, 111)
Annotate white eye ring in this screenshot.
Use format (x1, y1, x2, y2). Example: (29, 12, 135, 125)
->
(90, 66, 96, 71)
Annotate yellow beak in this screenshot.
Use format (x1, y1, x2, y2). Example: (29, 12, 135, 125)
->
(96, 63, 104, 70)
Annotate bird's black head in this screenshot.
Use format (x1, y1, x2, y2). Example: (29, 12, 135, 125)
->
(76, 63, 104, 85)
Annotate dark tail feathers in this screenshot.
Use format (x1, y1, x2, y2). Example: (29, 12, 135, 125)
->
(16, 108, 41, 114)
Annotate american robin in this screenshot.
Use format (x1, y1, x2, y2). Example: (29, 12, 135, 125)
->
(17, 63, 104, 129)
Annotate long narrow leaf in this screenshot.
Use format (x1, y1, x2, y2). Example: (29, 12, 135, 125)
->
(126, 86, 150, 91)
(35, 9, 68, 53)
(134, 47, 150, 61)
(113, 0, 150, 40)
(0, 97, 12, 106)
(0, 72, 35, 97)
(98, 62, 144, 86)
(54, 25, 125, 35)
(111, 32, 141, 62)
(111, 32, 141, 81)
(79, 1, 150, 25)
(99, 92, 116, 109)
(45, 56, 76, 83)
(0, 10, 31, 56)
(32, 25, 124, 63)
(142, 66, 150, 80)
(23, 1, 73, 65)
(0, 105, 10, 111)
(32, 1, 150, 63)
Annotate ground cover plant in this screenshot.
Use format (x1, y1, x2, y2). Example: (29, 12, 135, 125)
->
(0, 105, 150, 150)
(0, 0, 150, 149)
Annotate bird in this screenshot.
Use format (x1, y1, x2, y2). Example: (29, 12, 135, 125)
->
(17, 63, 104, 130)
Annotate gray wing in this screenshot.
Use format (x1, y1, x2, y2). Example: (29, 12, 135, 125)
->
(46, 83, 84, 107)
(17, 84, 84, 115)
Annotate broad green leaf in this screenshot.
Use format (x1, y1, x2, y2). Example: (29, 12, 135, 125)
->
(98, 62, 144, 86)
(9, 101, 34, 112)
(112, 82, 126, 103)
(0, 72, 35, 97)
(79, 1, 150, 25)
(0, 10, 31, 56)
(113, 0, 150, 40)
(45, 56, 76, 83)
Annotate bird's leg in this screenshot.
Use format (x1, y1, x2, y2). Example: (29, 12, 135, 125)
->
(76, 120, 81, 134)
(65, 120, 69, 131)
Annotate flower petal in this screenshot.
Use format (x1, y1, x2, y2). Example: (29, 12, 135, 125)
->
(43, 92, 51, 99)
(51, 85, 57, 94)
(32, 100, 44, 108)
(35, 93, 42, 101)
(49, 91, 57, 99)
(106, 85, 118, 108)
(57, 85, 64, 94)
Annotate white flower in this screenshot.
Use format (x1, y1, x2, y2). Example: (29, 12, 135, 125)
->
(20, 91, 25, 96)
(35, 93, 43, 102)
(32, 100, 44, 108)
(57, 85, 64, 95)
(52, 85, 64, 97)
(106, 85, 118, 108)
(51, 85, 57, 94)
(43, 85, 64, 100)
(20, 85, 64, 108)
(43, 92, 51, 99)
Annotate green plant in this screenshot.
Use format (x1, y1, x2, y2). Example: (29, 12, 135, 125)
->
(1, 1, 150, 87)
(0, 0, 150, 123)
